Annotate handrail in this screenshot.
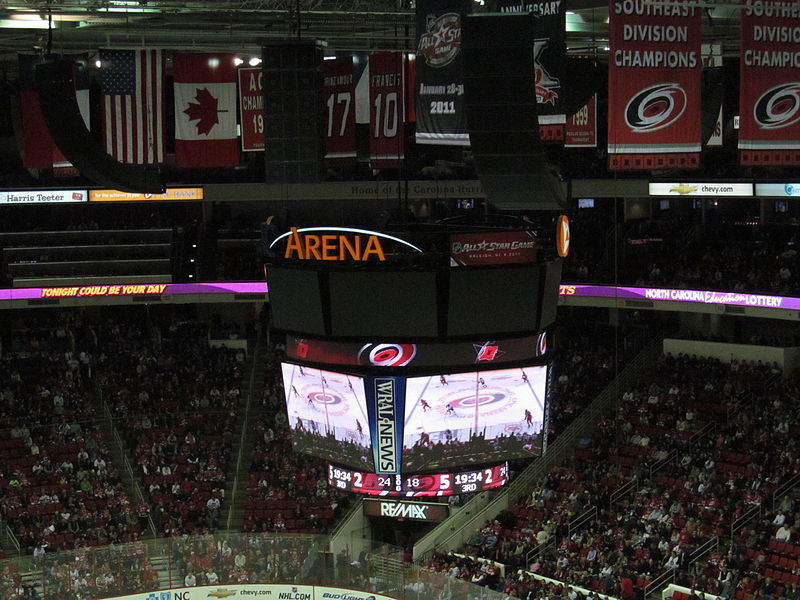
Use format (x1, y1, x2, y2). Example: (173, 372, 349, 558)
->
(649, 449, 677, 479)
(644, 568, 676, 599)
(5, 522, 21, 556)
(731, 505, 761, 538)
(772, 473, 800, 509)
(226, 330, 261, 531)
(690, 536, 719, 565)
(568, 506, 597, 538)
(610, 477, 637, 506)
(525, 538, 555, 567)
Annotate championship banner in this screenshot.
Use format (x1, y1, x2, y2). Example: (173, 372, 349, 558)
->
(739, 0, 800, 165)
(607, 0, 701, 169)
(415, 0, 470, 146)
(495, 0, 567, 142)
(565, 94, 597, 147)
(368, 52, 408, 168)
(365, 376, 405, 475)
(238, 67, 264, 152)
(324, 56, 357, 166)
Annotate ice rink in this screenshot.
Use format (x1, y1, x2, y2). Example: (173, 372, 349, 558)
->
(403, 365, 547, 448)
(282, 363, 371, 449)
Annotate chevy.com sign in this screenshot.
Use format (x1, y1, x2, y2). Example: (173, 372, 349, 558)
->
(0, 190, 87, 204)
(648, 183, 753, 197)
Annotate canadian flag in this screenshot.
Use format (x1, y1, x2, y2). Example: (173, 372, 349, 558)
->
(173, 52, 239, 167)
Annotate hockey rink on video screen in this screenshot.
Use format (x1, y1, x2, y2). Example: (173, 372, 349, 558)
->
(282, 363, 372, 451)
(403, 365, 547, 447)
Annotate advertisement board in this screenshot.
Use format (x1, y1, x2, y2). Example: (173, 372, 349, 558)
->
(0, 189, 87, 204)
(755, 183, 800, 197)
(648, 182, 754, 197)
(114, 584, 398, 600)
(363, 498, 449, 521)
(89, 188, 204, 202)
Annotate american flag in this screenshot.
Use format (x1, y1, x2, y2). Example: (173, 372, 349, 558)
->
(100, 48, 164, 164)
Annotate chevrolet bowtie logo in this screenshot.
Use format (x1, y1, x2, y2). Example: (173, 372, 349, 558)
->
(208, 591, 236, 598)
(669, 184, 698, 195)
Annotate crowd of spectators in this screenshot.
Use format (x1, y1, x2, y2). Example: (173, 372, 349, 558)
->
(96, 319, 242, 536)
(429, 353, 799, 600)
(0, 316, 142, 555)
(243, 347, 347, 534)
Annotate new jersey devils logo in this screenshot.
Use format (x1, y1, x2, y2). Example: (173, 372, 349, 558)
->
(754, 83, 800, 130)
(418, 13, 461, 68)
(358, 343, 417, 367)
(625, 83, 687, 132)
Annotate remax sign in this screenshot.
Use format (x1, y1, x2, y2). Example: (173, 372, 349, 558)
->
(363, 499, 449, 522)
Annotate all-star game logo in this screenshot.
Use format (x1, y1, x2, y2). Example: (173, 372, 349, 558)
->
(418, 13, 462, 68)
(534, 39, 560, 105)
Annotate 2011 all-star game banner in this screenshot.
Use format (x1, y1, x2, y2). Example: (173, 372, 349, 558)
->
(739, 0, 800, 166)
(494, 0, 566, 142)
(607, 0, 701, 170)
(415, 0, 471, 146)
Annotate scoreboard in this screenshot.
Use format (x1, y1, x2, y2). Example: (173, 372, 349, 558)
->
(328, 462, 508, 497)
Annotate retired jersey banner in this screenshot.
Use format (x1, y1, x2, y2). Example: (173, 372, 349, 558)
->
(565, 94, 597, 147)
(739, 1, 800, 165)
(324, 56, 357, 166)
(369, 52, 408, 168)
(495, 0, 567, 142)
(415, 0, 470, 146)
(607, 0, 701, 170)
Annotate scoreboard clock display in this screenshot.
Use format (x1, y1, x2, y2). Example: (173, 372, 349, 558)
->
(328, 462, 508, 497)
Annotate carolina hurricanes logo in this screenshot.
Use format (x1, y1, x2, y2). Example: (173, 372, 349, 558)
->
(358, 343, 417, 367)
(534, 39, 560, 105)
(754, 83, 800, 130)
(537, 332, 547, 356)
(625, 83, 687, 133)
(418, 13, 461, 68)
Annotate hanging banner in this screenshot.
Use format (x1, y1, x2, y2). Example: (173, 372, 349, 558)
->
(739, 0, 800, 165)
(607, 0, 702, 170)
(415, 0, 470, 146)
(368, 52, 408, 168)
(238, 67, 264, 152)
(495, 0, 567, 142)
(324, 56, 357, 166)
(565, 94, 597, 147)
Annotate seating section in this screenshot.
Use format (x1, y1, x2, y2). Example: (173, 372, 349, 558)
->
(96, 320, 241, 536)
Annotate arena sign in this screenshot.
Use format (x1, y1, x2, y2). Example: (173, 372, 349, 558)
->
(271, 227, 423, 262)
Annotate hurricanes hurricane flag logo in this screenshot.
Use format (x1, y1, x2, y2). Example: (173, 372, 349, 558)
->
(625, 83, 687, 133)
(474, 341, 503, 362)
(754, 83, 800, 130)
(184, 88, 228, 135)
(534, 39, 560, 105)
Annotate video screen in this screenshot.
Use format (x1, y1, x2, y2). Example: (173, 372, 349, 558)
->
(281, 362, 374, 470)
(402, 365, 548, 472)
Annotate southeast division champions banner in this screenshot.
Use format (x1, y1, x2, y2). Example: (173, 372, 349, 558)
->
(607, 0, 701, 169)
(739, 1, 800, 165)
(495, 0, 566, 142)
(415, 0, 470, 146)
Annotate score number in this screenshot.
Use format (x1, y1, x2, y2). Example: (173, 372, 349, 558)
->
(327, 463, 508, 497)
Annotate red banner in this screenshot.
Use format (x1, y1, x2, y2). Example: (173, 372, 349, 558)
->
(607, 0, 701, 170)
(739, 1, 800, 166)
(565, 95, 597, 148)
(369, 52, 407, 168)
(238, 67, 264, 152)
(324, 57, 357, 166)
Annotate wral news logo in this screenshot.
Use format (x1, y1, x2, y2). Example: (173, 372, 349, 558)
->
(375, 378, 398, 474)
(418, 13, 461, 67)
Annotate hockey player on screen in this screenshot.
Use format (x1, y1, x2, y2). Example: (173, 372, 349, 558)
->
(440, 375, 448, 386)
(356, 419, 363, 437)
(479, 377, 487, 388)
(420, 399, 431, 412)
(524, 409, 533, 427)
(521, 370, 529, 383)
(292, 385, 299, 397)
(446, 403, 456, 416)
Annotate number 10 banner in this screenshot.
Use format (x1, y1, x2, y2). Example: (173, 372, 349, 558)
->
(369, 52, 409, 168)
(237, 67, 264, 152)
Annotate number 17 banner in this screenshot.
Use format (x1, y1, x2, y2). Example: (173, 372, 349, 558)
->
(324, 56, 357, 166)
(238, 67, 264, 152)
(369, 52, 409, 169)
